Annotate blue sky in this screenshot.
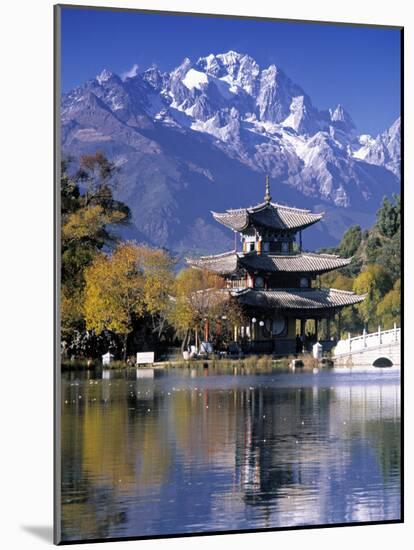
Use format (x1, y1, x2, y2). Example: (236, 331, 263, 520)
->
(60, 6, 401, 136)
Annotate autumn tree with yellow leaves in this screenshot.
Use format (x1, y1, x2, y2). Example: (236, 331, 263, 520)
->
(138, 247, 175, 339)
(60, 153, 130, 346)
(84, 243, 174, 360)
(352, 264, 393, 331)
(376, 279, 401, 330)
(169, 268, 244, 351)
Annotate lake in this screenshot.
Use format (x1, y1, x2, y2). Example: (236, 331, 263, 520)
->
(60, 366, 401, 541)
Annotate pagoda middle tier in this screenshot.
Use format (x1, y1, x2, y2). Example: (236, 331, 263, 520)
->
(187, 250, 351, 276)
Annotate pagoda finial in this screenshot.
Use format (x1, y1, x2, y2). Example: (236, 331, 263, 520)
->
(264, 175, 272, 204)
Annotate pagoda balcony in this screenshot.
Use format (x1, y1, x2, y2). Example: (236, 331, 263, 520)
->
(226, 279, 249, 290)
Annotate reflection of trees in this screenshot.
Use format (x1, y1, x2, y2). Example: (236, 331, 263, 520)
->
(61, 378, 173, 540)
(235, 387, 333, 506)
(171, 388, 238, 465)
(136, 393, 172, 491)
(61, 382, 130, 540)
(364, 420, 401, 483)
(61, 488, 127, 541)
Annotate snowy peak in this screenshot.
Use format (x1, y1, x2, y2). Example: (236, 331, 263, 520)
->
(196, 51, 260, 96)
(197, 50, 257, 74)
(167, 50, 319, 128)
(182, 68, 209, 91)
(282, 95, 321, 134)
(62, 49, 400, 218)
(387, 116, 401, 144)
(256, 64, 307, 124)
(196, 53, 222, 75)
(353, 117, 400, 177)
(216, 50, 246, 65)
(330, 104, 355, 131)
(96, 69, 116, 85)
(141, 66, 164, 89)
(390, 116, 401, 133)
(172, 57, 192, 78)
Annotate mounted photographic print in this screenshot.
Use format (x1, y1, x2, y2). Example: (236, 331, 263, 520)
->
(54, 4, 403, 544)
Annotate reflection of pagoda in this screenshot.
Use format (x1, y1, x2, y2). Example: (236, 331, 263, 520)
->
(187, 177, 364, 355)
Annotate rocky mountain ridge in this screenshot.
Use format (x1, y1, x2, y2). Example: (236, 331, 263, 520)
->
(61, 50, 400, 254)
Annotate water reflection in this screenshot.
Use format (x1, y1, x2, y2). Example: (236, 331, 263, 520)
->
(61, 368, 400, 541)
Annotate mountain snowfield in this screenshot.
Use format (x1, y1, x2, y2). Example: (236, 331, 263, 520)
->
(61, 50, 400, 253)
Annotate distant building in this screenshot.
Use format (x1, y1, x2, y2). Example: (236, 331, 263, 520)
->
(187, 177, 364, 355)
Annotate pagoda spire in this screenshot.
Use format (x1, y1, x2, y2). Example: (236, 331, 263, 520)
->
(264, 175, 272, 204)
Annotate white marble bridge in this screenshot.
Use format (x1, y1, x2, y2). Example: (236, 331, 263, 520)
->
(333, 325, 401, 369)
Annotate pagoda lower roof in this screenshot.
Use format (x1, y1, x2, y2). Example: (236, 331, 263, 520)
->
(232, 288, 365, 311)
(186, 251, 351, 275)
(212, 201, 323, 232)
(187, 251, 239, 275)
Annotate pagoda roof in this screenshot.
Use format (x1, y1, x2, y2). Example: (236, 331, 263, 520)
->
(240, 252, 351, 274)
(187, 251, 239, 275)
(232, 288, 365, 311)
(212, 202, 323, 233)
(186, 251, 351, 275)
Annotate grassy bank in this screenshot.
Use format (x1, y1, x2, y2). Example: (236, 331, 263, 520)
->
(61, 353, 329, 372)
(61, 359, 132, 371)
(163, 355, 287, 370)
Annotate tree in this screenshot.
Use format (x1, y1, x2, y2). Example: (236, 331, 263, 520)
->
(320, 271, 354, 291)
(60, 154, 131, 341)
(170, 269, 222, 347)
(338, 225, 362, 258)
(62, 205, 126, 245)
(377, 279, 401, 329)
(377, 229, 401, 281)
(169, 268, 243, 351)
(61, 157, 80, 215)
(353, 265, 393, 330)
(83, 243, 175, 359)
(317, 194, 401, 335)
(364, 235, 383, 264)
(84, 243, 146, 360)
(139, 246, 175, 339)
(338, 306, 364, 338)
(376, 195, 400, 238)
(75, 151, 119, 206)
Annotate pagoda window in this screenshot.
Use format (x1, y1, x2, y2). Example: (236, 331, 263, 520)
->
(263, 242, 270, 253)
(281, 242, 289, 253)
(249, 242, 255, 252)
(300, 277, 310, 288)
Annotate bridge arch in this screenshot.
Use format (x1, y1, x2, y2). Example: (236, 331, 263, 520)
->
(372, 357, 393, 368)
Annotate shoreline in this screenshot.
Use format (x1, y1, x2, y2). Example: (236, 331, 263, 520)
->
(60, 354, 329, 372)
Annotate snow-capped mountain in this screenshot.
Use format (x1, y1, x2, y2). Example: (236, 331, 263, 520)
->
(353, 117, 401, 177)
(61, 50, 400, 253)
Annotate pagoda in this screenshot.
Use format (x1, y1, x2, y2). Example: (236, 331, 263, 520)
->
(187, 177, 365, 355)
